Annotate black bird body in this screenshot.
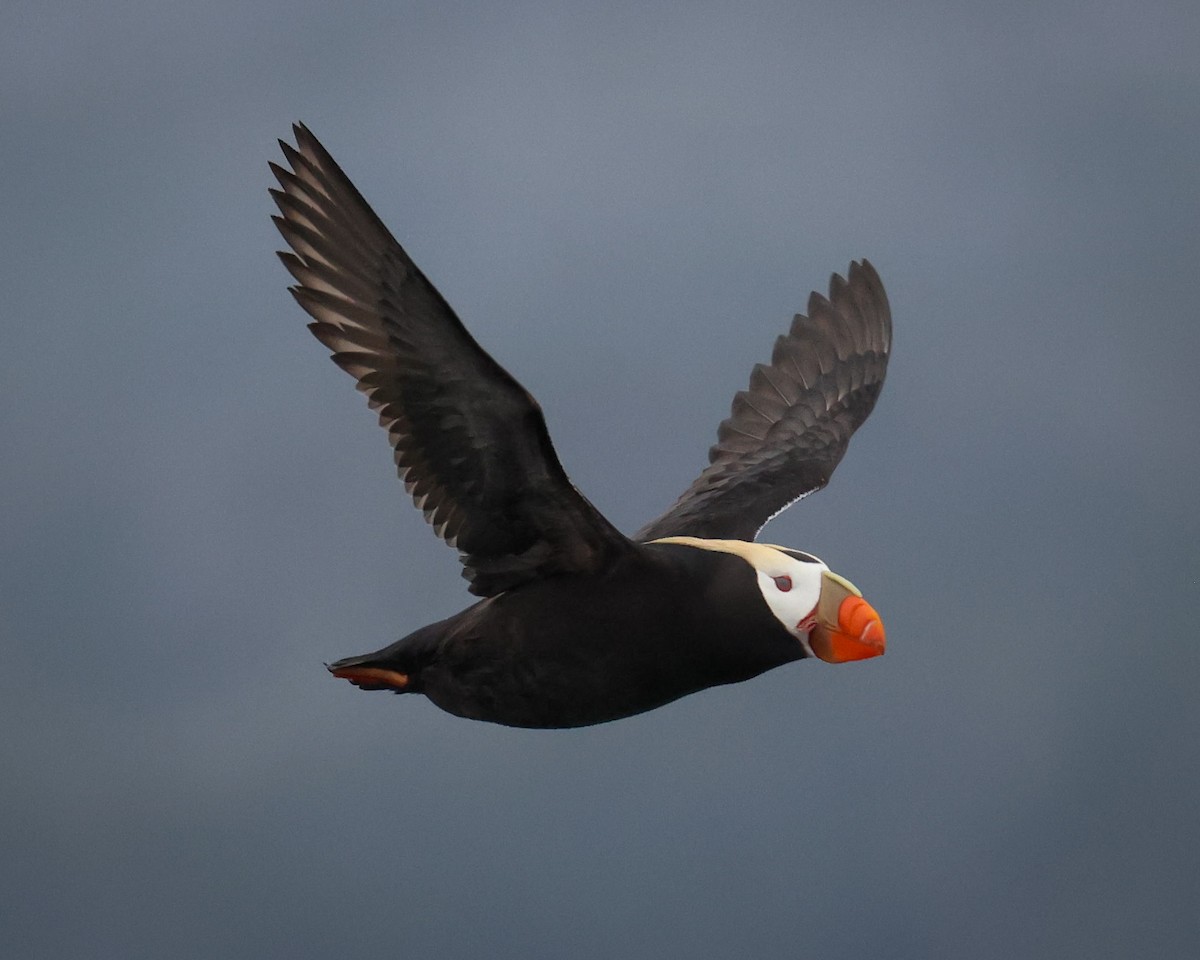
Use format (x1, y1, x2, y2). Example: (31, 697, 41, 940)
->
(271, 124, 892, 728)
(341, 543, 801, 728)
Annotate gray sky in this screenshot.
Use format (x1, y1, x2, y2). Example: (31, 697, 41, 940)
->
(3, 2, 1198, 957)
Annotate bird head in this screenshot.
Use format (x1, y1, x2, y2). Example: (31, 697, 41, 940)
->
(652, 537, 886, 662)
(746, 543, 886, 662)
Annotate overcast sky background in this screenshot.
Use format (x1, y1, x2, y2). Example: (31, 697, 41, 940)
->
(3, 2, 1198, 958)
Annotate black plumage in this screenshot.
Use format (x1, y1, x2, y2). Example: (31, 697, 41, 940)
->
(272, 123, 891, 728)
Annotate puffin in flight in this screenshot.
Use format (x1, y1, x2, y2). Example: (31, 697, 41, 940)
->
(271, 123, 891, 729)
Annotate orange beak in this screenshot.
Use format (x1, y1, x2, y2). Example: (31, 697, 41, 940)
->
(809, 571, 886, 663)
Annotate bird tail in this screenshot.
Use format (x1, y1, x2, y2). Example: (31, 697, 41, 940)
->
(326, 652, 411, 693)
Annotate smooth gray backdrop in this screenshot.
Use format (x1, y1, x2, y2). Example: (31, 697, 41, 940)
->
(3, 2, 1197, 958)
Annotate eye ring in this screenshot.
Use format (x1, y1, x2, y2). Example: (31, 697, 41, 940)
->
(773, 575, 793, 592)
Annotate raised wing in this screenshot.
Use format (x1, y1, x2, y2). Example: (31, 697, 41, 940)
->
(271, 123, 629, 596)
(635, 260, 891, 542)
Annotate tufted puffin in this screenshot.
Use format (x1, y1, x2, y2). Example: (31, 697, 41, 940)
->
(271, 123, 891, 729)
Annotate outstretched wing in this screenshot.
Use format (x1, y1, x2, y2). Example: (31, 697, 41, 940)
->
(635, 260, 891, 542)
(271, 123, 629, 596)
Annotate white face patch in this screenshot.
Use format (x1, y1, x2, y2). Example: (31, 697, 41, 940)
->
(650, 536, 828, 654)
(751, 552, 827, 655)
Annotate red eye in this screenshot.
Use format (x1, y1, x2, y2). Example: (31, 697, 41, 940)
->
(773, 575, 792, 592)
